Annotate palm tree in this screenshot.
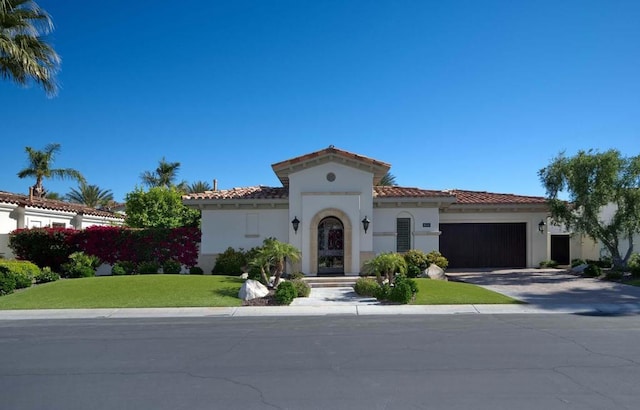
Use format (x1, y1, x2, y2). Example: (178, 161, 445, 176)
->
(140, 157, 182, 189)
(17, 143, 85, 198)
(257, 238, 301, 288)
(187, 180, 212, 193)
(44, 191, 61, 200)
(378, 172, 397, 186)
(66, 181, 114, 208)
(0, 0, 61, 97)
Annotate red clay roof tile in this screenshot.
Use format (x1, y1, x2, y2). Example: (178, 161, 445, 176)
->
(0, 191, 125, 219)
(447, 189, 547, 204)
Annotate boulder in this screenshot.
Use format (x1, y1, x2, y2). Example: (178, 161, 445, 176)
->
(571, 263, 589, 274)
(421, 263, 447, 280)
(240, 272, 249, 280)
(269, 276, 287, 287)
(238, 279, 269, 301)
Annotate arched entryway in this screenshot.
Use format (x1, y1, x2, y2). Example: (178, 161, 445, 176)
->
(317, 217, 344, 275)
(309, 208, 353, 275)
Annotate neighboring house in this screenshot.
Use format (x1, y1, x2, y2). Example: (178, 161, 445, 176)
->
(184, 146, 586, 275)
(0, 191, 125, 259)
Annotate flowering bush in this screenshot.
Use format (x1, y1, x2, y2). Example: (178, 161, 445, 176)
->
(8, 227, 77, 271)
(9, 226, 201, 269)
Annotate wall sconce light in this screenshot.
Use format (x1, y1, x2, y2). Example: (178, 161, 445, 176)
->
(362, 216, 370, 234)
(538, 219, 546, 234)
(291, 216, 300, 234)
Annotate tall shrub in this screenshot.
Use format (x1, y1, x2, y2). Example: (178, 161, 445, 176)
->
(8, 228, 77, 271)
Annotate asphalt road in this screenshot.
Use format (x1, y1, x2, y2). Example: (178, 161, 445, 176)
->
(2, 314, 640, 410)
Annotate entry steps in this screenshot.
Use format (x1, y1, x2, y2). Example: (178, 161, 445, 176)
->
(303, 276, 358, 288)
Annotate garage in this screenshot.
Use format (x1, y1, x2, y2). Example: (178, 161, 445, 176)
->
(439, 223, 527, 268)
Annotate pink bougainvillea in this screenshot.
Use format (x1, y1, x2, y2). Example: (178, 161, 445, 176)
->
(10, 226, 201, 269)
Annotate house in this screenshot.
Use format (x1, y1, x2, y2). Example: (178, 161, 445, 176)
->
(0, 190, 125, 259)
(183, 146, 593, 275)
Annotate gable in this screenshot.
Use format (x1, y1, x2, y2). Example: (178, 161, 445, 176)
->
(271, 146, 390, 187)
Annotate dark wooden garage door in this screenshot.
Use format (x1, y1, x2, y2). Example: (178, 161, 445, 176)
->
(439, 223, 527, 268)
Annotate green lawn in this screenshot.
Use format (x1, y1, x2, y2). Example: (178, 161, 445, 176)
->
(626, 280, 640, 287)
(0, 275, 244, 309)
(411, 278, 520, 305)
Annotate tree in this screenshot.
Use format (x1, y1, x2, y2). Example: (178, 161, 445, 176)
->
(249, 238, 300, 288)
(378, 172, 397, 186)
(17, 143, 84, 198)
(363, 252, 407, 284)
(44, 191, 61, 200)
(187, 180, 212, 193)
(66, 181, 114, 208)
(124, 187, 199, 228)
(0, 0, 61, 96)
(539, 149, 640, 269)
(140, 157, 185, 189)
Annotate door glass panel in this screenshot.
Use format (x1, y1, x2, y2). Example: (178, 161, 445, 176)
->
(318, 217, 344, 274)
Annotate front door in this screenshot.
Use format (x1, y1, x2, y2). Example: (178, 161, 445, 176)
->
(317, 217, 344, 275)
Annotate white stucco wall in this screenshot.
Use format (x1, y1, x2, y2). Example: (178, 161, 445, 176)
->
(199, 208, 289, 272)
(0, 204, 16, 258)
(288, 162, 374, 274)
(596, 203, 640, 259)
(372, 207, 441, 254)
(440, 211, 549, 268)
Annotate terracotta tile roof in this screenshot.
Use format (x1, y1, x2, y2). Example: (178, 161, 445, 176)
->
(271, 146, 391, 186)
(183, 186, 289, 200)
(447, 189, 547, 205)
(0, 191, 125, 219)
(373, 186, 454, 199)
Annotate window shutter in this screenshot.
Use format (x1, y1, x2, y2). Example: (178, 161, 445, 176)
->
(396, 218, 411, 252)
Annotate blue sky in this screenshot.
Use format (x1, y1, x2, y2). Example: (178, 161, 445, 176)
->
(2, 0, 638, 202)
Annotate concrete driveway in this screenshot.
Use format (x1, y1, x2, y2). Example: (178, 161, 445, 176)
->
(447, 268, 640, 310)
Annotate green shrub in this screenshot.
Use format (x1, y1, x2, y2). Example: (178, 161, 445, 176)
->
(605, 270, 623, 281)
(0, 260, 39, 289)
(628, 253, 640, 278)
(189, 266, 204, 275)
(138, 261, 160, 274)
(111, 263, 126, 276)
(291, 279, 311, 297)
(115, 260, 137, 275)
(0, 266, 17, 296)
(389, 281, 413, 303)
(162, 259, 182, 274)
(583, 264, 602, 277)
(425, 250, 449, 270)
(286, 272, 306, 280)
(274, 281, 297, 305)
(374, 283, 391, 301)
(404, 250, 429, 278)
(395, 274, 418, 294)
(354, 277, 380, 297)
(571, 259, 587, 267)
(212, 247, 247, 275)
(586, 259, 610, 268)
(35, 267, 60, 284)
(599, 256, 613, 268)
(539, 260, 558, 268)
(61, 252, 98, 278)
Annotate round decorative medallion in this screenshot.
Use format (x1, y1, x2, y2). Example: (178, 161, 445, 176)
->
(326, 172, 336, 182)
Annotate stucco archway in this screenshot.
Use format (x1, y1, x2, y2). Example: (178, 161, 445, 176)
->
(309, 208, 352, 275)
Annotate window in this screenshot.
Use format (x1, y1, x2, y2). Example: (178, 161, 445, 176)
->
(51, 222, 66, 228)
(396, 218, 411, 252)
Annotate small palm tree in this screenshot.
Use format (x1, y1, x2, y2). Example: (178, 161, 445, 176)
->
(0, 0, 61, 96)
(66, 182, 114, 208)
(17, 143, 85, 198)
(141, 157, 182, 189)
(44, 191, 61, 200)
(260, 238, 301, 288)
(378, 172, 397, 186)
(187, 180, 212, 193)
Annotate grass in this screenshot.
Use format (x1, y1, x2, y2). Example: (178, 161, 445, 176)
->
(411, 278, 520, 305)
(0, 275, 244, 309)
(626, 280, 640, 287)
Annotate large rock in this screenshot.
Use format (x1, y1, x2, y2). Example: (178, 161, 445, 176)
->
(571, 263, 589, 274)
(238, 279, 269, 301)
(421, 263, 447, 280)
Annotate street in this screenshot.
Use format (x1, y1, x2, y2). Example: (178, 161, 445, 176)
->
(1, 314, 640, 409)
